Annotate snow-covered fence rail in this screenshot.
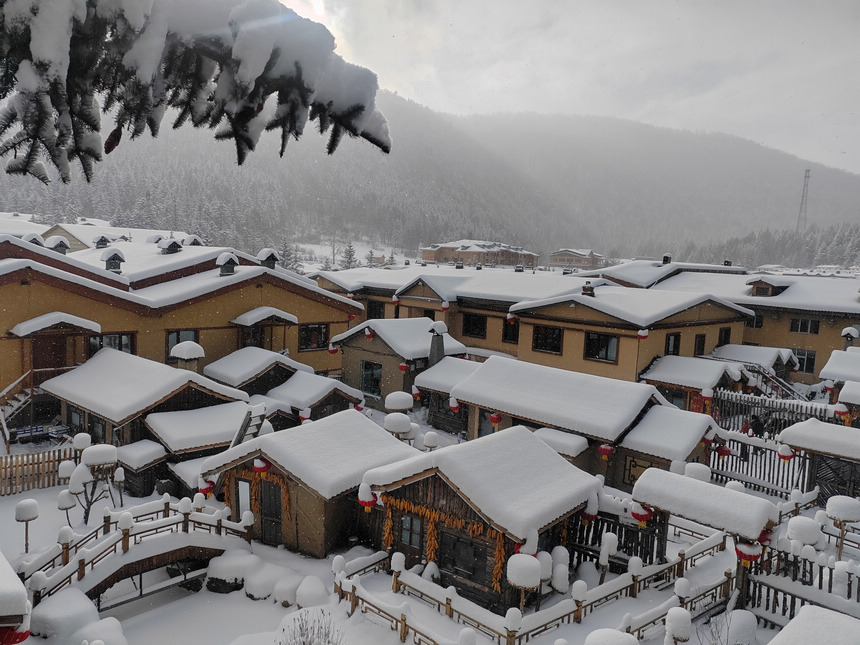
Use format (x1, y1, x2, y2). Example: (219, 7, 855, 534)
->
(713, 389, 831, 434)
(709, 429, 810, 499)
(746, 572, 860, 626)
(0, 447, 75, 495)
(344, 551, 389, 578)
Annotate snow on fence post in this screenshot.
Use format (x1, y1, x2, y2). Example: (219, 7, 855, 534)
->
(675, 549, 687, 579)
(58, 526, 73, 566)
(119, 512, 133, 553)
(102, 506, 112, 536)
(77, 556, 86, 581)
(391, 552, 405, 593)
(162, 493, 171, 519)
(571, 580, 588, 623)
(179, 497, 192, 532)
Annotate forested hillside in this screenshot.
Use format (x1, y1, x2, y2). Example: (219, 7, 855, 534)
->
(1, 91, 858, 262)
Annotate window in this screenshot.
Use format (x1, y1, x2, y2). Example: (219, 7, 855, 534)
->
(502, 318, 520, 344)
(69, 406, 84, 432)
(166, 329, 198, 361)
(584, 332, 618, 362)
(400, 515, 422, 549)
(717, 327, 731, 347)
(794, 348, 816, 374)
(439, 532, 487, 584)
(298, 323, 329, 351)
(89, 333, 135, 358)
(366, 300, 385, 320)
(532, 325, 563, 354)
(790, 318, 820, 335)
(694, 334, 706, 356)
(753, 285, 771, 297)
(665, 333, 681, 356)
(360, 360, 382, 397)
(462, 313, 487, 339)
(423, 309, 436, 321)
(745, 314, 764, 329)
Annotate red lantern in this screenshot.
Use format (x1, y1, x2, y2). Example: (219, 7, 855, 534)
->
(358, 493, 377, 513)
(399, 362, 409, 372)
(777, 445, 795, 462)
(701, 388, 713, 402)
(253, 458, 271, 474)
(631, 503, 653, 528)
(580, 510, 598, 526)
(700, 436, 713, 448)
(598, 444, 615, 461)
(489, 412, 502, 426)
(506, 313, 517, 324)
(348, 313, 356, 321)
(412, 386, 421, 401)
(449, 398, 460, 413)
(716, 445, 732, 460)
(392, 295, 399, 304)
(347, 292, 354, 299)
(0, 628, 30, 645)
(199, 480, 215, 496)
(353, 403, 364, 412)
(441, 300, 450, 311)
(758, 529, 772, 546)
(834, 404, 849, 418)
(734, 540, 762, 567)
(328, 344, 338, 355)
(637, 329, 649, 340)
(364, 328, 374, 340)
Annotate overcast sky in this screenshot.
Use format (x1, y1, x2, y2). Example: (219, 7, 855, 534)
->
(282, 0, 859, 176)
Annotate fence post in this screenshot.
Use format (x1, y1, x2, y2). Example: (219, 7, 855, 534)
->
(216, 516, 222, 536)
(677, 550, 687, 578)
(392, 570, 400, 593)
(61, 540, 70, 566)
(574, 599, 583, 623)
(103, 509, 111, 536)
(163, 498, 170, 518)
(182, 511, 190, 533)
(77, 557, 86, 581)
(122, 528, 130, 553)
(445, 596, 453, 618)
(349, 590, 359, 616)
(505, 629, 517, 645)
(630, 574, 638, 599)
(32, 587, 42, 607)
(399, 613, 408, 643)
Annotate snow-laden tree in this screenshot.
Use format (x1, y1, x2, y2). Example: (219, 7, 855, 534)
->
(0, 0, 390, 183)
(338, 240, 357, 269)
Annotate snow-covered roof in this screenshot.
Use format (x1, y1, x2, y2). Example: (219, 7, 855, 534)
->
(48, 224, 189, 248)
(9, 311, 101, 337)
(247, 394, 294, 417)
(0, 548, 28, 617)
(168, 456, 210, 489)
(230, 306, 298, 326)
(710, 344, 796, 369)
(838, 381, 860, 406)
(413, 356, 481, 393)
(632, 468, 778, 540)
(510, 285, 753, 327)
(656, 271, 860, 316)
(41, 348, 247, 425)
(170, 340, 205, 360)
(585, 259, 749, 289)
(778, 418, 860, 461)
(266, 371, 363, 409)
(331, 317, 467, 360)
(420, 239, 538, 256)
(116, 439, 169, 471)
(0, 211, 49, 237)
(620, 407, 716, 462)
(450, 355, 665, 442)
(145, 401, 251, 453)
(552, 248, 599, 257)
(640, 355, 745, 390)
(363, 426, 600, 541)
(534, 427, 590, 458)
(202, 347, 313, 387)
(201, 409, 418, 499)
(819, 350, 860, 383)
(768, 606, 860, 645)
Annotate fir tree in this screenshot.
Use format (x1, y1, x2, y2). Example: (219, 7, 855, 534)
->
(0, 0, 390, 184)
(339, 241, 357, 269)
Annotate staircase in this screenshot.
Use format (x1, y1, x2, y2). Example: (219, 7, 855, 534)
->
(704, 357, 805, 401)
(0, 372, 34, 452)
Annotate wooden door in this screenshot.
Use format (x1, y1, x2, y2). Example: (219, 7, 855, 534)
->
(32, 334, 68, 369)
(260, 479, 282, 546)
(398, 514, 424, 567)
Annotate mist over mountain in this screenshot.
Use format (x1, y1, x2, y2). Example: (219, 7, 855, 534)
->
(1, 91, 858, 260)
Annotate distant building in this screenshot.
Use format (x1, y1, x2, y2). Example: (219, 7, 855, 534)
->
(548, 248, 605, 270)
(420, 240, 538, 266)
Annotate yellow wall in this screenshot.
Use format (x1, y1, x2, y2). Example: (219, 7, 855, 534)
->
(340, 335, 411, 408)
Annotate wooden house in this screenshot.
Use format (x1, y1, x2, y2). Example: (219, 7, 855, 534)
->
(820, 349, 860, 404)
(413, 356, 480, 436)
(639, 355, 747, 412)
(837, 381, 860, 428)
(330, 318, 466, 409)
(709, 343, 798, 383)
(200, 409, 417, 557)
(0, 549, 29, 642)
(202, 346, 314, 396)
(362, 426, 600, 613)
(264, 370, 363, 421)
(419, 240, 539, 267)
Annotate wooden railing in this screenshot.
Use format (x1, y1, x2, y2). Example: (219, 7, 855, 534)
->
(0, 447, 75, 496)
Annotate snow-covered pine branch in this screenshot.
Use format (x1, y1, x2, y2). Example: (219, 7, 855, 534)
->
(0, 0, 391, 184)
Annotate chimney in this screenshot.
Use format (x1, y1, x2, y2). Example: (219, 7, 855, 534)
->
(217, 252, 239, 276)
(93, 235, 110, 249)
(582, 280, 595, 297)
(723, 259, 732, 267)
(101, 248, 125, 274)
(662, 253, 672, 265)
(257, 248, 279, 270)
(427, 320, 448, 367)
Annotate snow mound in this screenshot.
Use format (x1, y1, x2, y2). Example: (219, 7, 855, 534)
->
(30, 587, 99, 639)
(295, 576, 330, 608)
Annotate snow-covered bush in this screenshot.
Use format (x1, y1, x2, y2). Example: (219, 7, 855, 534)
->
(278, 609, 343, 645)
(295, 576, 329, 609)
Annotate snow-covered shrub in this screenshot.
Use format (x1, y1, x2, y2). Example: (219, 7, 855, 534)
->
(273, 571, 305, 607)
(458, 628, 477, 645)
(295, 576, 329, 609)
(15, 498, 38, 522)
(583, 628, 637, 644)
(246, 563, 293, 601)
(278, 609, 343, 645)
(663, 606, 691, 645)
(29, 587, 99, 639)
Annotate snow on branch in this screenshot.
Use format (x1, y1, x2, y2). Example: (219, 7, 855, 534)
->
(0, 0, 391, 183)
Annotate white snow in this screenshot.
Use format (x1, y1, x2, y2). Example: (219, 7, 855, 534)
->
(413, 357, 481, 394)
(14, 498, 38, 522)
(710, 343, 797, 370)
(115, 439, 168, 471)
(363, 426, 600, 541)
(534, 427, 590, 458)
(384, 391, 414, 411)
(201, 409, 417, 499)
(230, 306, 298, 327)
(145, 401, 251, 453)
(203, 346, 313, 387)
(506, 554, 541, 589)
(331, 317, 467, 360)
(785, 516, 825, 547)
(41, 348, 247, 425)
(582, 628, 638, 644)
(779, 418, 860, 461)
(640, 355, 745, 390)
(619, 406, 716, 462)
(820, 349, 860, 383)
(9, 310, 101, 337)
(632, 468, 778, 540)
(768, 605, 860, 644)
(29, 587, 98, 639)
(266, 370, 363, 410)
(838, 380, 860, 405)
(81, 443, 118, 466)
(450, 355, 666, 442)
(169, 340, 205, 360)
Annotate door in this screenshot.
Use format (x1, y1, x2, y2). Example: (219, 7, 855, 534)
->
(260, 479, 282, 546)
(32, 334, 68, 370)
(399, 514, 424, 568)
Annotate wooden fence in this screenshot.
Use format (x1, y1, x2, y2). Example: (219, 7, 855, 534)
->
(0, 447, 74, 495)
(713, 389, 831, 434)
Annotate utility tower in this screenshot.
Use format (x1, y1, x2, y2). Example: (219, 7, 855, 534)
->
(795, 169, 811, 231)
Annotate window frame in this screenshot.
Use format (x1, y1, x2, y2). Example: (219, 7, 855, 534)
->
(165, 329, 199, 362)
(794, 348, 817, 373)
(789, 318, 820, 335)
(366, 300, 386, 320)
(360, 360, 383, 397)
(694, 334, 706, 356)
(89, 332, 136, 358)
(664, 332, 681, 356)
(502, 318, 520, 344)
(717, 327, 731, 347)
(532, 324, 563, 354)
(583, 331, 618, 363)
(461, 313, 488, 339)
(298, 323, 329, 351)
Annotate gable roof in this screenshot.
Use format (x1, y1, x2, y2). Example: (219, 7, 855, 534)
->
(619, 406, 717, 462)
(200, 409, 418, 499)
(202, 347, 313, 388)
(362, 426, 599, 541)
(584, 259, 749, 289)
(710, 344, 797, 370)
(778, 417, 860, 461)
(41, 348, 247, 425)
(640, 355, 746, 390)
(450, 355, 666, 442)
(145, 401, 251, 454)
(9, 311, 101, 337)
(819, 350, 860, 383)
(331, 317, 467, 359)
(266, 370, 364, 409)
(414, 356, 482, 393)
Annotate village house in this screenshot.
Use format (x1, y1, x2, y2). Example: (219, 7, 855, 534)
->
(202, 346, 315, 396)
(361, 426, 600, 612)
(419, 240, 539, 266)
(0, 234, 362, 428)
(40, 222, 189, 253)
(413, 356, 482, 436)
(200, 409, 418, 557)
(640, 354, 748, 412)
(329, 317, 466, 408)
(819, 348, 860, 398)
(548, 248, 605, 270)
